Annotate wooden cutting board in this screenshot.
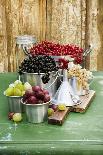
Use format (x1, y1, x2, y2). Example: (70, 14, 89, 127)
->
(48, 90, 95, 125)
(71, 90, 96, 113)
(48, 107, 71, 125)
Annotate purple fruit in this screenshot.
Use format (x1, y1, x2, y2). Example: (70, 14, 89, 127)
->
(23, 94, 28, 102)
(27, 96, 38, 104)
(25, 90, 34, 98)
(44, 94, 50, 103)
(51, 104, 58, 112)
(35, 90, 45, 100)
(8, 112, 15, 120)
(43, 89, 49, 95)
(32, 86, 42, 92)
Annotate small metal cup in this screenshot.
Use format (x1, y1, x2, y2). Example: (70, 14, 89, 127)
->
(21, 100, 49, 123)
(7, 96, 24, 113)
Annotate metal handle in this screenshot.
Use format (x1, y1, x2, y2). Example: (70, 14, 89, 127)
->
(44, 71, 60, 89)
(83, 44, 92, 57)
(82, 44, 92, 68)
(22, 46, 30, 56)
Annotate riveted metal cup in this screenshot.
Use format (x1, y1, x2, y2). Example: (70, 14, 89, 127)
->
(7, 96, 24, 113)
(21, 99, 50, 123)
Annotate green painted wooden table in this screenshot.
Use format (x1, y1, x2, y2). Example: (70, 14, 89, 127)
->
(0, 72, 103, 155)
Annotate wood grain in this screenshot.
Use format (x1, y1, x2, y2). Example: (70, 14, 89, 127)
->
(71, 90, 96, 113)
(48, 107, 71, 125)
(48, 90, 95, 125)
(0, 0, 102, 72)
(0, 1, 8, 72)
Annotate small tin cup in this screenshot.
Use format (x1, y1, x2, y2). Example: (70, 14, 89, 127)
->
(21, 99, 50, 123)
(7, 96, 24, 113)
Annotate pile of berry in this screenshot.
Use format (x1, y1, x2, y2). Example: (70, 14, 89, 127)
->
(19, 55, 58, 84)
(30, 41, 83, 64)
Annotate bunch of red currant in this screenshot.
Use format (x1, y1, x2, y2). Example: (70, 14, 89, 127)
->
(30, 41, 83, 64)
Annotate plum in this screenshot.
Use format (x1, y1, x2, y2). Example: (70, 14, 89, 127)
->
(25, 90, 34, 98)
(27, 96, 38, 104)
(50, 104, 58, 112)
(43, 89, 49, 95)
(35, 90, 45, 100)
(44, 94, 50, 103)
(8, 112, 15, 120)
(32, 86, 42, 92)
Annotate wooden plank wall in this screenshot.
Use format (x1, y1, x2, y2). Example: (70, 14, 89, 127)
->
(0, 0, 102, 72)
(85, 0, 101, 71)
(0, 0, 7, 72)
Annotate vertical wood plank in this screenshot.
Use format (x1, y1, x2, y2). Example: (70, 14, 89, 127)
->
(85, 0, 90, 69)
(47, 0, 83, 46)
(0, 0, 8, 72)
(81, 0, 86, 49)
(46, 0, 52, 41)
(39, 0, 46, 41)
(97, 0, 103, 70)
(85, 0, 100, 71)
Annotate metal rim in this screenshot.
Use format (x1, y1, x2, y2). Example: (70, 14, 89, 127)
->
(21, 99, 50, 106)
(51, 55, 74, 61)
(22, 71, 58, 75)
(6, 96, 23, 98)
(22, 72, 45, 75)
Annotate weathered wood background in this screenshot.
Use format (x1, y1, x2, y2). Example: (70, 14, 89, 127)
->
(0, 0, 102, 72)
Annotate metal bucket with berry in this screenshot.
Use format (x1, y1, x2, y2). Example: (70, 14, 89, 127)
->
(21, 71, 58, 98)
(18, 55, 59, 98)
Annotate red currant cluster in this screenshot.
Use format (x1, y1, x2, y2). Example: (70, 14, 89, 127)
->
(30, 41, 83, 64)
(58, 58, 69, 69)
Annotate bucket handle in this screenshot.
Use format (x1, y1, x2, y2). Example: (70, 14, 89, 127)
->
(44, 71, 61, 89)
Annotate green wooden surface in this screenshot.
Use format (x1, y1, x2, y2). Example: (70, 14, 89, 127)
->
(0, 72, 103, 155)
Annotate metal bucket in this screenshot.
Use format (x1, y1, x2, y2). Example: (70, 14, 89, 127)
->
(21, 72, 45, 87)
(21, 72, 58, 98)
(21, 100, 49, 123)
(7, 96, 24, 113)
(44, 72, 58, 98)
(69, 77, 88, 96)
